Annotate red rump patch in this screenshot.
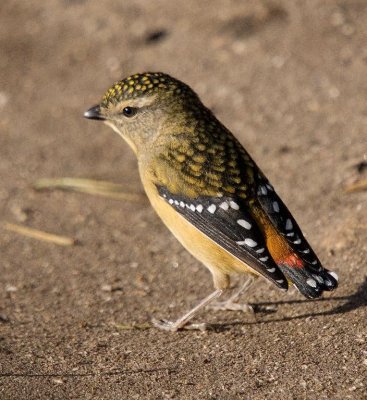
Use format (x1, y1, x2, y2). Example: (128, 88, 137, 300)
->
(278, 253, 303, 268)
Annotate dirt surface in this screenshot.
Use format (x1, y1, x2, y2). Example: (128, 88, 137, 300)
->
(1, 1, 366, 399)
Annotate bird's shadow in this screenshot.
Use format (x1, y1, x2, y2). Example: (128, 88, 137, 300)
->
(207, 276, 367, 332)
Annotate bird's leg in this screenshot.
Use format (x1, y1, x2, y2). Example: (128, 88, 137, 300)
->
(208, 276, 255, 313)
(152, 288, 223, 332)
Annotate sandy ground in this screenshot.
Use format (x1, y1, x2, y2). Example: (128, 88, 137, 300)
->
(0, 1, 366, 399)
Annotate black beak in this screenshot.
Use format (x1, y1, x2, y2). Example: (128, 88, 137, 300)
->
(84, 105, 106, 121)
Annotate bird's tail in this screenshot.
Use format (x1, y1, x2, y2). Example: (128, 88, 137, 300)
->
(277, 253, 338, 298)
(251, 202, 339, 298)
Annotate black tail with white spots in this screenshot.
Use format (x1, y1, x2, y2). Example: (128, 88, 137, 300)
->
(256, 177, 339, 298)
(279, 260, 338, 299)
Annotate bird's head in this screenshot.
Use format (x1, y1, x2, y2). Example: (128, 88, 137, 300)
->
(84, 72, 201, 155)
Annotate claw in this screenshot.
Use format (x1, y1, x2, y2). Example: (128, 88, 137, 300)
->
(182, 322, 208, 331)
(151, 318, 208, 332)
(151, 318, 179, 332)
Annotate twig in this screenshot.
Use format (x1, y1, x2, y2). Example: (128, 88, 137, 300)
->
(33, 178, 146, 202)
(344, 179, 367, 193)
(3, 222, 75, 246)
(113, 322, 151, 331)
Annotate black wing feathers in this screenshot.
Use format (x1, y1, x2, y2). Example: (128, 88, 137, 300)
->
(256, 179, 322, 269)
(255, 177, 338, 297)
(157, 186, 288, 289)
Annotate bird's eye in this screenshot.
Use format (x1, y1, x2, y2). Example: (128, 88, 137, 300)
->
(122, 106, 137, 117)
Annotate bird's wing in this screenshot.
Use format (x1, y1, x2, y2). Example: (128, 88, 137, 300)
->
(254, 174, 338, 297)
(156, 185, 288, 290)
(255, 177, 321, 266)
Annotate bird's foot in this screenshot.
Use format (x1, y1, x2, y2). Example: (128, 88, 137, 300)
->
(151, 318, 208, 332)
(208, 301, 254, 314)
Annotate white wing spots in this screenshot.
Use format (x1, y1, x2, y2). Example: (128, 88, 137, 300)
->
(229, 201, 240, 210)
(207, 204, 216, 214)
(325, 279, 333, 287)
(169, 199, 174, 205)
(256, 248, 265, 253)
(237, 219, 252, 229)
(267, 267, 276, 273)
(260, 256, 269, 262)
(196, 204, 203, 213)
(293, 238, 301, 244)
(260, 186, 267, 195)
(219, 202, 229, 211)
(301, 249, 310, 254)
(266, 184, 274, 191)
(174, 200, 179, 206)
(236, 238, 257, 247)
(273, 201, 280, 213)
(311, 260, 318, 265)
(179, 202, 195, 211)
(285, 218, 293, 230)
(244, 238, 257, 247)
(163, 194, 167, 198)
(306, 278, 317, 288)
(286, 232, 295, 237)
(276, 279, 284, 283)
(328, 271, 338, 281)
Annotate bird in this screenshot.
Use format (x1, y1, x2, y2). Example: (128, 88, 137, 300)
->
(84, 72, 338, 331)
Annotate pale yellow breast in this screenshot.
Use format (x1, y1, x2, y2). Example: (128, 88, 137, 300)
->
(140, 174, 260, 281)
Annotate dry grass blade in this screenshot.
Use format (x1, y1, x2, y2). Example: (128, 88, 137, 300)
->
(113, 322, 151, 331)
(33, 178, 146, 202)
(3, 222, 75, 246)
(344, 179, 367, 193)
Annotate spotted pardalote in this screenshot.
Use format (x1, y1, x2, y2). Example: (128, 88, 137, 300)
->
(84, 72, 338, 331)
